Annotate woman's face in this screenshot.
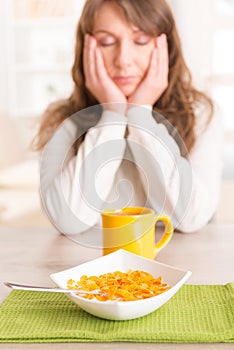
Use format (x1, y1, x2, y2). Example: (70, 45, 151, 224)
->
(92, 2, 155, 97)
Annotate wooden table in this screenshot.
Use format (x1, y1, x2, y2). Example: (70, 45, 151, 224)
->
(0, 224, 234, 349)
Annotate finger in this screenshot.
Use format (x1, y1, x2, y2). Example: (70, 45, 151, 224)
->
(156, 34, 169, 85)
(83, 34, 90, 78)
(146, 47, 159, 80)
(158, 34, 169, 73)
(95, 47, 110, 82)
(83, 34, 98, 85)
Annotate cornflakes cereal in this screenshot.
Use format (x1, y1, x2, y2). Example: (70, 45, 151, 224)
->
(67, 269, 171, 301)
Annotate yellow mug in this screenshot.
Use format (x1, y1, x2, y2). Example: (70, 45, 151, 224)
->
(101, 207, 173, 259)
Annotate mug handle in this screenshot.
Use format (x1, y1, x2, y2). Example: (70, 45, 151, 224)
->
(153, 215, 174, 257)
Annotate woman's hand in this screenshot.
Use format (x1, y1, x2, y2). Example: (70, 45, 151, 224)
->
(127, 34, 169, 107)
(83, 34, 127, 114)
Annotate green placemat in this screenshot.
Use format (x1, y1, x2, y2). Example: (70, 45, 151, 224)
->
(0, 283, 233, 343)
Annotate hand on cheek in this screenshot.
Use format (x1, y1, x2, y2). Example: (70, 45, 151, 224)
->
(83, 34, 127, 114)
(127, 33, 169, 107)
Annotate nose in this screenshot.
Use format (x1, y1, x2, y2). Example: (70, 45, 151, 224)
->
(114, 41, 132, 69)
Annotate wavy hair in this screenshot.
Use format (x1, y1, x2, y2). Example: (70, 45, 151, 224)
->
(33, 0, 213, 152)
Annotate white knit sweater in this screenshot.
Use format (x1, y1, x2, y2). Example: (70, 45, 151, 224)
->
(40, 105, 223, 237)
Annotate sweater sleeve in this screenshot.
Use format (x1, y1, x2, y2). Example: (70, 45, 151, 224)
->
(126, 105, 223, 232)
(40, 110, 127, 235)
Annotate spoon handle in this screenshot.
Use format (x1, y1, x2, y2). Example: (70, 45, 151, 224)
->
(4, 282, 103, 295)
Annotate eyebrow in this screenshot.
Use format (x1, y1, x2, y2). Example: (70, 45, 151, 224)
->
(93, 29, 144, 35)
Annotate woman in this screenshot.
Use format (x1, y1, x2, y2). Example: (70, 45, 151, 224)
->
(35, 0, 223, 238)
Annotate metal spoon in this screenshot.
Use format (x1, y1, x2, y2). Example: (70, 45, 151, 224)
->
(4, 282, 106, 296)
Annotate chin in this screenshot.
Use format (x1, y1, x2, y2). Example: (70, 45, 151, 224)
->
(120, 86, 137, 98)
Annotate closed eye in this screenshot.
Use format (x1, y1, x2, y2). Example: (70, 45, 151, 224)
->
(99, 41, 116, 47)
(134, 34, 152, 46)
(95, 34, 116, 47)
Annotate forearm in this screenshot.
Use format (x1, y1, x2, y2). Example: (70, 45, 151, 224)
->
(40, 110, 127, 234)
(126, 106, 223, 232)
(126, 106, 191, 229)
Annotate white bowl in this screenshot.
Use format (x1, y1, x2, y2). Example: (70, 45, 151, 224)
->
(50, 249, 191, 321)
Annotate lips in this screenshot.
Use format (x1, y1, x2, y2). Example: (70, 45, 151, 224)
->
(113, 76, 136, 84)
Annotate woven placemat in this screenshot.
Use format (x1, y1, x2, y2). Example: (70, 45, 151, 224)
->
(0, 283, 233, 343)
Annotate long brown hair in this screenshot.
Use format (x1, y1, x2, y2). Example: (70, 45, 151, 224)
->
(33, 0, 213, 152)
